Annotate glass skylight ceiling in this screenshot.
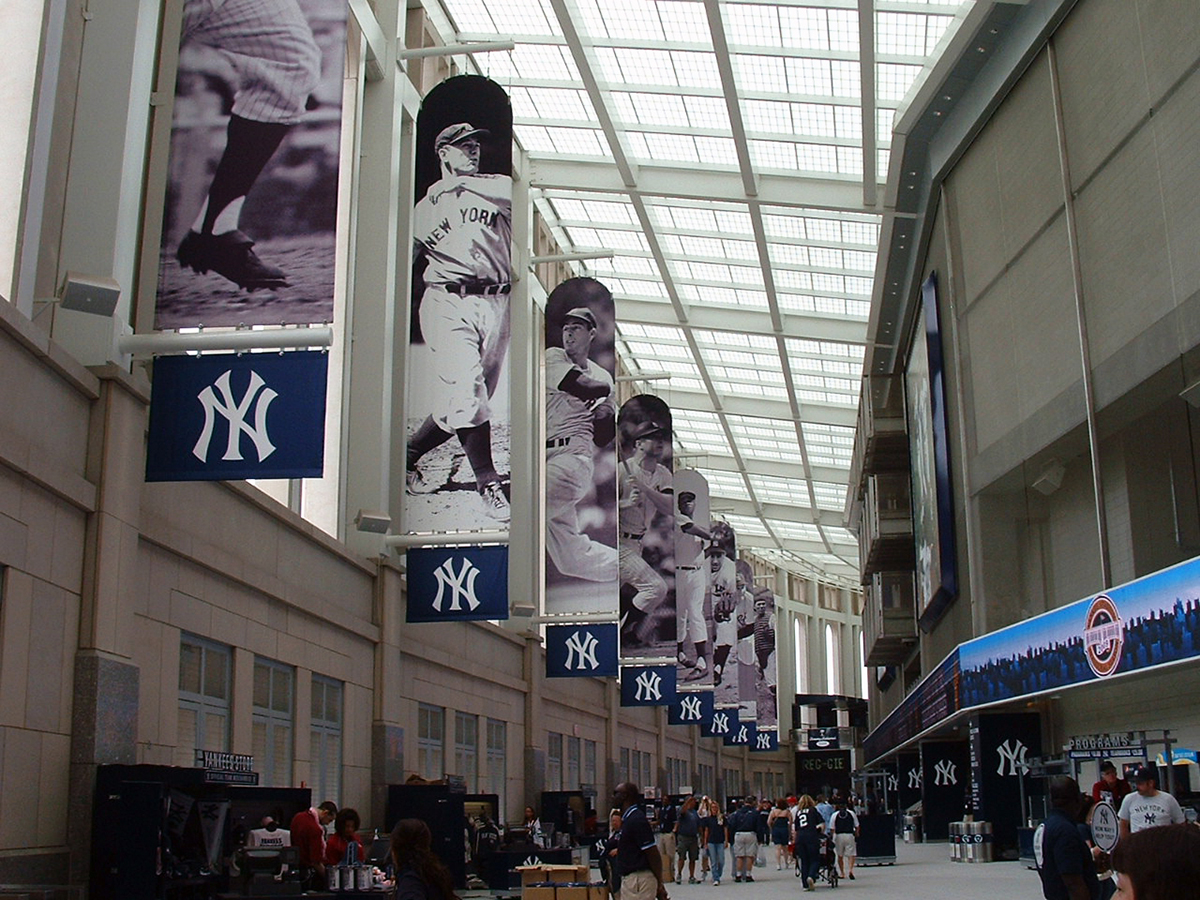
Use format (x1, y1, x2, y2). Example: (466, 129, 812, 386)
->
(436, 0, 973, 587)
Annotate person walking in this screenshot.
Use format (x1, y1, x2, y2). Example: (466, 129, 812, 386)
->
(730, 797, 758, 883)
(613, 783, 669, 900)
(699, 799, 727, 886)
(793, 795, 824, 892)
(768, 799, 790, 870)
(674, 796, 702, 884)
(830, 796, 859, 881)
(1035, 776, 1099, 900)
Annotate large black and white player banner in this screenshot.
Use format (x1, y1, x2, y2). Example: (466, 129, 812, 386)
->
(403, 76, 513, 533)
(156, 0, 349, 328)
(617, 395, 675, 659)
(675, 469, 712, 688)
(751, 576, 779, 734)
(544, 278, 618, 615)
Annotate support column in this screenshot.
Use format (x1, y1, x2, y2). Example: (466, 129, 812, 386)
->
(372, 561, 407, 828)
(524, 634, 547, 804)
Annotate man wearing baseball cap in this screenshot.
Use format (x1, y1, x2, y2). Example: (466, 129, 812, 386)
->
(1117, 766, 1185, 838)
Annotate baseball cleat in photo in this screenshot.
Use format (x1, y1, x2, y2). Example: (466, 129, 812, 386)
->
(177, 230, 288, 291)
(405, 464, 448, 495)
(479, 481, 510, 521)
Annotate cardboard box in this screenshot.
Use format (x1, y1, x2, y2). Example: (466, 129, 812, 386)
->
(523, 884, 557, 900)
(518, 866, 549, 887)
(555, 882, 606, 900)
(546, 865, 590, 883)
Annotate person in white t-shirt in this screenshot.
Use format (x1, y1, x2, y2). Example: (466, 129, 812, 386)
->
(247, 815, 291, 849)
(1118, 766, 1186, 838)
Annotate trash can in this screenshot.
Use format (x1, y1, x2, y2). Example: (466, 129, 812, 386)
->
(961, 821, 994, 863)
(903, 815, 922, 844)
(949, 821, 964, 862)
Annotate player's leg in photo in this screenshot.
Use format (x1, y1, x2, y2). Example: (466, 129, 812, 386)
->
(619, 539, 666, 645)
(177, 0, 322, 289)
(546, 449, 616, 581)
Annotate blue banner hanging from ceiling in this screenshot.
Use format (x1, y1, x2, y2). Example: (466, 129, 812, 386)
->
(146, 351, 327, 482)
(620, 665, 676, 706)
(751, 729, 779, 752)
(668, 689, 713, 726)
(405, 546, 509, 622)
(546, 624, 618, 678)
(703, 705, 733, 740)
(725, 718, 754, 748)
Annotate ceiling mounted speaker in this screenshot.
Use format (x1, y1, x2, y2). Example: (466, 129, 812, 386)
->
(1031, 460, 1066, 496)
(353, 509, 392, 534)
(60, 272, 120, 317)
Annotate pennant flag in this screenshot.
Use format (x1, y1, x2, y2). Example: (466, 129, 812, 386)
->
(546, 624, 618, 678)
(725, 719, 754, 748)
(146, 351, 327, 482)
(704, 706, 733, 739)
(406, 546, 508, 622)
(750, 729, 779, 752)
(668, 690, 713, 726)
(620, 665, 676, 706)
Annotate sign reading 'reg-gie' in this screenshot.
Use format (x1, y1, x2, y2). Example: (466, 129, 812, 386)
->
(146, 351, 327, 482)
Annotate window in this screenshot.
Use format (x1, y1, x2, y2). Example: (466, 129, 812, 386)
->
(252, 658, 294, 786)
(418, 704, 445, 781)
(566, 736, 580, 789)
(640, 751, 653, 790)
(724, 767, 740, 800)
(794, 619, 808, 693)
(455, 712, 478, 791)
(310, 675, 343, 804)
(860, 631, 869, 700)
(547, 732, 563, 791)
(485, 719, 506, 814)
(584, 739, 597, 789)
(698, 763, 713, 797)
(620, 747, 631, 784)
(178, 636, 231, 765)
(825, 623, 839, 693)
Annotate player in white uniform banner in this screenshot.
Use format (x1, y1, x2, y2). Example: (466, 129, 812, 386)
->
(618, 421, 673, 641)
(676, 491, 712, 681)
(709, 543, 742, 688)
(545, 307, 617, 581)
(175, 0, 323, 290)
(406, 123, 513, 521)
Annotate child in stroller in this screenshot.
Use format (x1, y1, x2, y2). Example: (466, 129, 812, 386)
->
(794, 833, 839, 888)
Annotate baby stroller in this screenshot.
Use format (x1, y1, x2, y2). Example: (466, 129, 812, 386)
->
(793, 834, 838, 888)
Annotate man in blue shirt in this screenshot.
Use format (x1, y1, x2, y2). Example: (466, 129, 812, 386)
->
(1036, 776, 1099, 900)
(614, 783, 669, 900)
(816, 794, 835, 828)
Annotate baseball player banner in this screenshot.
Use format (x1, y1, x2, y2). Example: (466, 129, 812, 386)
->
(751, 581, 780, 732)
(146, 350, 327, 481)
(668, 688, 714, 727)
(617, 395, 675, 660)
(544, 278, 618, 615)
(620, 665, 676, 707)
(545, 624, 619, 679)
(155, 0, 350, 328)
(404, 75, 514, 533)
(405, 545, 509, 623)
(712, 536, 748, 710)
(675, 470, 712, 688)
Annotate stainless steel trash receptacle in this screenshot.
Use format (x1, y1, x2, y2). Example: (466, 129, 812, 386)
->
(975, 821, 994, 862)
(903, 815, 922, 843)
(962, 821, 975, 862)
(949, 821, 963, 862)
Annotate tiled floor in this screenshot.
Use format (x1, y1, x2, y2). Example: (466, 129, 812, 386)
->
(659, 841, 1039, 900)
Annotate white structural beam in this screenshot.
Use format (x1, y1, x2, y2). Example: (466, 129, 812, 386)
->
(614, 297, 868, 344)
(674, 453, 849, 488)
(527, 157, 872, 213)
(858, 0, 878, 209)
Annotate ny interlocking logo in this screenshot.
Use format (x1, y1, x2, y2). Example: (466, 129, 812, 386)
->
(194, 370, 278, 463)
(995, 738, 1030, 777)
(733, 725, 749, 743)
(711, 712, 730, 734)
(908, 767, 922, 790)
(756, 733, 772, 750)
(432, 557, 481, 612)
(933, 759, 957, 786)
(564, 630, 600, 670)
(635, 670, 663, 701)
(680, 696, 703, 721)
(887, 774, 899, 792)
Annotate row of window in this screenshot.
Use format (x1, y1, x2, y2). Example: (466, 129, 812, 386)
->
(417, 703, 508, 813)
(546, 732, 598, 791)
(178, 635, 344, 802)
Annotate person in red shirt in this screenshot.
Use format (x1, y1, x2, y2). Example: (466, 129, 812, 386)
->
(291, 800, 338, 886)
(324, 807, 366, 867)
(1091, 761, 1132, 807)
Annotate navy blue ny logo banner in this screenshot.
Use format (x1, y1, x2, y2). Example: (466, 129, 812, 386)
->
(668, 690, 713, 726)
(750, 729, 778, 752)
(406, 546, 508, 622)
(620, 665, 676, 706)
(146, 351, 327, 482)
(725, 718, 754, 747)
(704, 707, 735, 739)
(546, 624, 618, 678)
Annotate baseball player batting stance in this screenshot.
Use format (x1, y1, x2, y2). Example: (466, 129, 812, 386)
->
(175, 0, 323, 290)
(618, 421, 673, 642)
(675, 490, 712, 681)
(545, 307, 618, 580)
(406, 122, 513, 521)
